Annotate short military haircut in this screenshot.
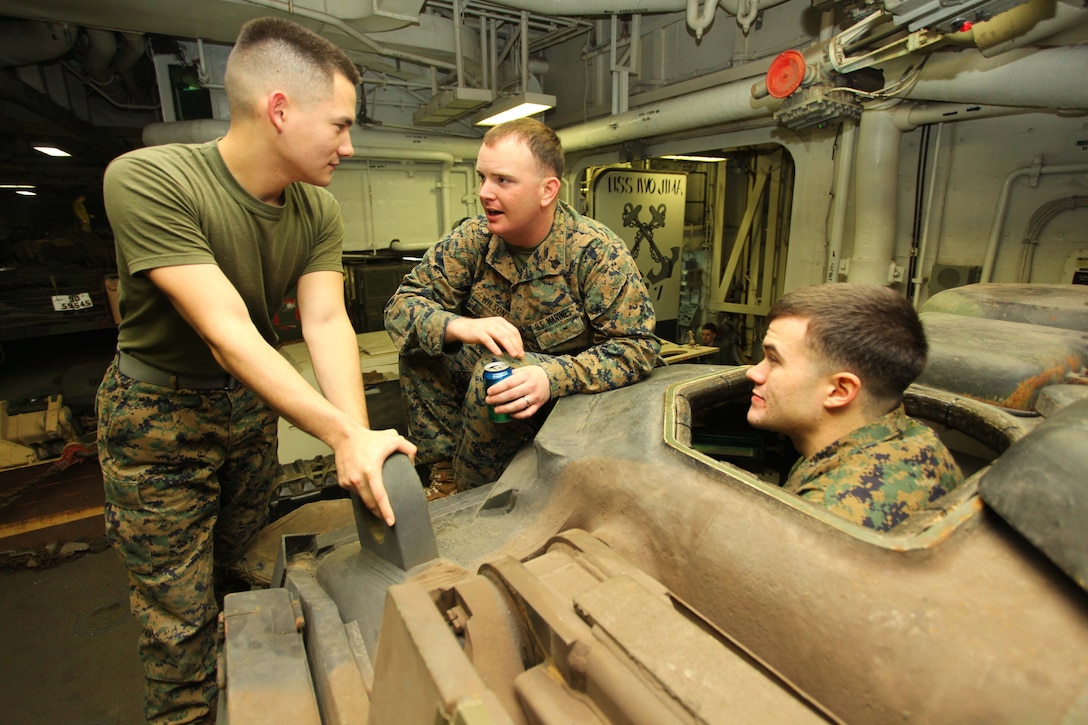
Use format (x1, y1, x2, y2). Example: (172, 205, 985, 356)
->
(225, 17, 360, 117)
(483, 118, 564, 179)
(767, 283, 928, 404)
(702, 322, 719, 335)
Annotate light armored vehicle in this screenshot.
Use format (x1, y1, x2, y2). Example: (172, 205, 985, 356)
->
(222, 283, 1088, 724)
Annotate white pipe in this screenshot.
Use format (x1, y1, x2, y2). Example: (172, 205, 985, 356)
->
(196, 38, 210, 85)
(558, 78, 774, 152)
(825, 120, 857, 283)
(981, 159, 1088, 282)
(912, 122, 944, 306)
(687, 0, 716, 40)
(896, 102, 1037, 128)
(850, 103, 903, 285)
(735, 0, 760, 34)
(904, 46, 1088, 110)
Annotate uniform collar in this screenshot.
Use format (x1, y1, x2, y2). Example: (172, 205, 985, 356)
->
(484, 200, 575, 282)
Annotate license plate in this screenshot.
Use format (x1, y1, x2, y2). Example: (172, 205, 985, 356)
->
(52, 292, 94, 311)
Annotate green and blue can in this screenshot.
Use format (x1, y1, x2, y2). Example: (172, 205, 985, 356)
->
(483, 360, 513, 423)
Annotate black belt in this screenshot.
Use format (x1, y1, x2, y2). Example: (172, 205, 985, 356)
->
(117, 352, 241, 390)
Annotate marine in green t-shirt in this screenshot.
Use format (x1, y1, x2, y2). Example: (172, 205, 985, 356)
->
(96, 18, 416, 724)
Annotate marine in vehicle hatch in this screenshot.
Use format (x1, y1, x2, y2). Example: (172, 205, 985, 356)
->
(384, 118, 660, 500)
(746, 283, 963, 531)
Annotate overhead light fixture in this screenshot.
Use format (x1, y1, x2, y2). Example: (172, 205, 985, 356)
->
(473, 92, 556, 127)
(0, 184, 35, 189)
(34, 145, 71, 157)
(16, 190, 37, 196)
(414, 87, 494, 126)
(660, 155, 728, 162)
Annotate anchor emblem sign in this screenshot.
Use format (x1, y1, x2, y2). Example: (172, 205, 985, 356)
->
(622, 202, 678, 286)
(592, 169, 686, 322)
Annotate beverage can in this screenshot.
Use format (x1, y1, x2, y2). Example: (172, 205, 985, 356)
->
(483, 360, 513, 423)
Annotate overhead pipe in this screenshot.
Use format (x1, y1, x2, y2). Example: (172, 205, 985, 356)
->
(902, 45, 1088, 110)
(492, 0, 789, 19)
(896, 101, 1040, 128)
(491, 0, 790, 33)
(558, 76, 775, 152)
(735, 0, 761, 34)
(241, 0, 458, 71)
(968, 0, 1088, 58)
(557, 26, 1062, 156)
(687, 0, 716, 40)
(0, 19, 77, 67)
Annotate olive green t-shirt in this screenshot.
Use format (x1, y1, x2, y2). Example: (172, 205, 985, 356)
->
(103, 140, 344, 375)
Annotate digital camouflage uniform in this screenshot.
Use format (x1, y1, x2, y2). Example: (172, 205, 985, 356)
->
(97, 368, 277, 723)
(385, 201, 660, 487)
(99, 140, 343, 724)
(784, 405, 962, 531)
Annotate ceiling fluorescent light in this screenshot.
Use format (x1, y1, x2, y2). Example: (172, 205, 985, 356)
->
(414, 87, 494, 126)
(0, 184, 35, 189)
(34, 145, 71, 157)
(661, 155, 727, 162)
(473, 92, 556, 127)
(16, 190, 37, 196)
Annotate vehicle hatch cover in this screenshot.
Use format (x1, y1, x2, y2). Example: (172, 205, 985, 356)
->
(979, 398, 1088, 592)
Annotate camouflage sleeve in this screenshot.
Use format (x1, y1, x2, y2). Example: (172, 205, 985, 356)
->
(384, 223, 484, 355)
(535, 231, 660, 397)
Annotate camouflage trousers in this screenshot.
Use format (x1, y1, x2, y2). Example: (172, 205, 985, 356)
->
(399, 346, 551, 488)
(96, 360, 278, 724)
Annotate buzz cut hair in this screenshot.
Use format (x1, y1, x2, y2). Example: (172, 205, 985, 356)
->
(483, 118, 564, 179)
(225, 16, 361, 117)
